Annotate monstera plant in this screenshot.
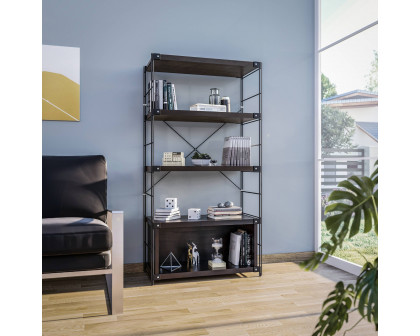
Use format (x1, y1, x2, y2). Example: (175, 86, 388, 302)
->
(301, 161, 378, 336)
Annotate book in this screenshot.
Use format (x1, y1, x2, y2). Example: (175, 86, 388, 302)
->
(167, 82, 173, 110)
(208, 210, 243, 215)
(154, 80, 159, 109)
(154, 213, 179, 217)
(207, 214, 242, 220)
(163, 80, 168, 109)
(153, 215, 181, 221)
(158, 80, 164, 109)
(245, 233, 252, 266)
(162, 160, 185, 166)
(190, 103, 226, 112)
(208, 260, 226, 270)
(154, 207, 179, 213)
(147, 80, 156, 110)
(221, 136, 251, 166)
(171, 83, 177, 110)
(207, 206, 242, 212)
(222, 137, 232, 166)
(155, 210, 180, 216)
(228, 232, 242, 265)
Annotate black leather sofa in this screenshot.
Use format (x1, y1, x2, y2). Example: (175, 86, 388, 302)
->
(42, 155, 123, 315)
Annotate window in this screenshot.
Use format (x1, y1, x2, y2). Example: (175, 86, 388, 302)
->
(316, 0, 378, 270)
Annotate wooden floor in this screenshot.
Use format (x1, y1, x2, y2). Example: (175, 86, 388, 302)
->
(42, 262, 377, 336)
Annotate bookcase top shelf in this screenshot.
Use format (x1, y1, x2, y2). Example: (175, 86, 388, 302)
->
(146, 109, 260, 124)
(147, 214, 259, 229)
(146, 166, 260, 172)
(146, 53, 260, 78)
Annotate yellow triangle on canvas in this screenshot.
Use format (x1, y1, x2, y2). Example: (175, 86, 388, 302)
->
(42, 71, 80, 121)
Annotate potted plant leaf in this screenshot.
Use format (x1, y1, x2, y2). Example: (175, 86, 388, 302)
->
(191, 152, 212, 166)
(301, 161, 378, 336)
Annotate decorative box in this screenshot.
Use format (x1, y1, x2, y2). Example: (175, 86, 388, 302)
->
(188, 208, 201, 220)
(165, 198, 178, 209)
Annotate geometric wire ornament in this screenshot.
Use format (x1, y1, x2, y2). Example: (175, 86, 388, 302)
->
(160, 252, 182, 272)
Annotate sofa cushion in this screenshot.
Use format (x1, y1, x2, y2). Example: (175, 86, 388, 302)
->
(42, 155, 107, 222)
(42, 217, 112, 256)
(43, 251, 111, 273)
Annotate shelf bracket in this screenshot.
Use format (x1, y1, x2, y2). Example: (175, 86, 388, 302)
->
(151, 53, 161, 60)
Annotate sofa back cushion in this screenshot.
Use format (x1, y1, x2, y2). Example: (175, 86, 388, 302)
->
(43, 155, 107, 222)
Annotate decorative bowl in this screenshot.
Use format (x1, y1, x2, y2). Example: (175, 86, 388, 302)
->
(192, 159, 211, 166)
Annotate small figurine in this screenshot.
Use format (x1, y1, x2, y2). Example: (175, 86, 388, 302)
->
(187, 242, 200, 267)
(187, 243, 193, 267)
(192, 242, 200, 266)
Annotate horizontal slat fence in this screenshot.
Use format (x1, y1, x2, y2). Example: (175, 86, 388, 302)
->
(321, 148, 365, 193)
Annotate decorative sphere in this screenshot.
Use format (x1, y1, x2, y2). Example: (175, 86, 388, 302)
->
(224, 201, 234, 208)
(217, 202, 225, 208)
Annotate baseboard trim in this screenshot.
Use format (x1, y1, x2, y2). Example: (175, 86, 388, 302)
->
(123, 252, 315, 274)
(124, 263, 144, 274)
(262, 252, 315, 264)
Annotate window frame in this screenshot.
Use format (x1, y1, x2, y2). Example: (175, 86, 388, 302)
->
(314, 0, 378, 275)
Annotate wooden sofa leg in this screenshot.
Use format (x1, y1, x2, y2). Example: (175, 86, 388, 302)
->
(106, 211, 124, 315)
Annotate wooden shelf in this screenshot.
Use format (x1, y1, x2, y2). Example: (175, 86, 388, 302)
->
(146, 53, 260, 78)
(156, 261, 257, 280)
(147, 214, 259, 229)
(146, 109, 260, 124)
(146, 166, 260, 172)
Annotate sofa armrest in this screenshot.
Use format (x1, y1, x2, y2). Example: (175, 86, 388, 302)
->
(105, 210, 124, 314)
(106, 210, 124, 255)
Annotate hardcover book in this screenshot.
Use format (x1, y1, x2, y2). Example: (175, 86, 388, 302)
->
(163, 80, 168, 109)
(190, 103, 226, 112)
(228, 232, 242, 266)
(221, 136, 251, 166)
(167, 82, 173, 110)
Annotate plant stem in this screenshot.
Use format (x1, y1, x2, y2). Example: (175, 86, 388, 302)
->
(343, 316, 364, 336)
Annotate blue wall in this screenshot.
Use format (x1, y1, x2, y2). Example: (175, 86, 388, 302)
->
(43, 0, 315, 263)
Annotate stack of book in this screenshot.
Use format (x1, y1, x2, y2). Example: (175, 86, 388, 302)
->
(148, 80, 177, 110)
(221, 136, 251, 166)
(154, 207, 181, 221)
(207, 206, 242, 220)
(228, 229, 253, 267)
(162, 152, 185, 166)
(190, 103, 226, 112)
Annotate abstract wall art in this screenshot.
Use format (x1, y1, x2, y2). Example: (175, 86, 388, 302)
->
(42, 45, 80, 121)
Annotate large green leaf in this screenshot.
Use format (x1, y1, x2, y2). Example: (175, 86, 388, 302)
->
(302, 164, 378, 272)
(355, 258, 378, 328)
(312, 282, 355, 336)
(300, 162, 379, 335)
(324, 170, 378, 242)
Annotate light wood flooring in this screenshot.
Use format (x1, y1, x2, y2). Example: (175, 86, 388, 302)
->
(42, 262, 378, 336)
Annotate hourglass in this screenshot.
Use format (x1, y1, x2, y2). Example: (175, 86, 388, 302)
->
(208, 238, 226, 270)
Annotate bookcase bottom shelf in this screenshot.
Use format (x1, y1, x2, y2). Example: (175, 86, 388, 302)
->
(154, 261, 258, 280)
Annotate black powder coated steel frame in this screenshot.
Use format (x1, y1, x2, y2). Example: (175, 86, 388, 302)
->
(142, 53, 262, 285)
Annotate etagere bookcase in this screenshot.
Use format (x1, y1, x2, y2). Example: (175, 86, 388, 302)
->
(143, 53, 262, 285)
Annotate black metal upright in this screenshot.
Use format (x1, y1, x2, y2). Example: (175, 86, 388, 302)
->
(143, 54, 262, 285)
